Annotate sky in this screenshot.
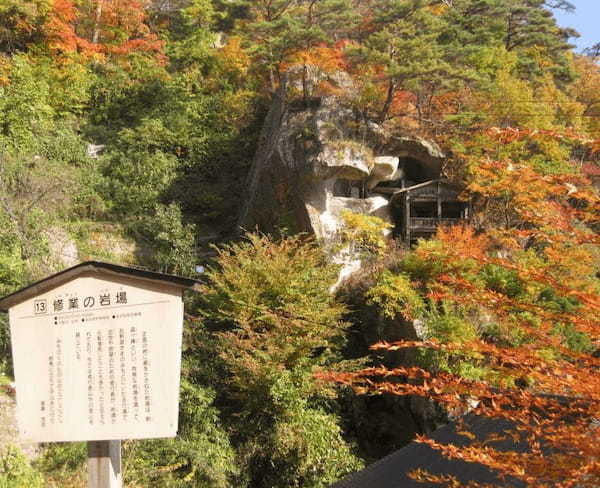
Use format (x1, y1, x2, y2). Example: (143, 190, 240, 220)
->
(551, 0, 599, 52)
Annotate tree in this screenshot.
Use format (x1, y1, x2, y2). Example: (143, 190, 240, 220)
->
(198, 233, 362, 487)
(347, 0, 464, 124)
(234, 0, 357, 93)
(572, 55, 600, 138)
(0, 0, 49, 55)
(43, 0, 163, 60)
(443, 0, 578, 85)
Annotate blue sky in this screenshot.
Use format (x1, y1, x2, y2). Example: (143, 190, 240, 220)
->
(552, 0, 599, 52)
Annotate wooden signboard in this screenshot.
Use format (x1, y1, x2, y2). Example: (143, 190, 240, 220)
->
(0, 261, 199, 487)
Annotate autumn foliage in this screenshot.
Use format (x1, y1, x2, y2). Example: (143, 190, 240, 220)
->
(0, 0, 599, 486)
(43, 0, 162, 60)
(322, 130, 600, 487)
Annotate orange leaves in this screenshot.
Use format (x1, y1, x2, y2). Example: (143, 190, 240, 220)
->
(282, 42, 351, 78)
(466, 153, 599, 250)
(486, 126, 595, 146)
(43, 0, 97, 56)
(42, 0, 163, 61)
(323, 168, 599, 485)
(436, 224, 490, 262)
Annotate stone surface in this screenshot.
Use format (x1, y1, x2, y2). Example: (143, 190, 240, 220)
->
(387, 136, 445, 180)
(47, 227, 80, 268)
(367, 156, 400, 189)
(316, 144, 372, 180)
(86, 144, 105, 158)
(237, 71, 445, 282)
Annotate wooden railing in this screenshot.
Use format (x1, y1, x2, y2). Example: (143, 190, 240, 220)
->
(410, 217, 461, 230)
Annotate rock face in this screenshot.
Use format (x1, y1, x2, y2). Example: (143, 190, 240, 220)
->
(367, 156, 400, 190)
(238, 74, 444, 282)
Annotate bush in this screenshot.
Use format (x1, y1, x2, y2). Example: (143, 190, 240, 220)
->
(0, 445, 43, 488)
(200, 233, 362, 487)
(366, 270, 425, 321)
(123, 380, 238, 487)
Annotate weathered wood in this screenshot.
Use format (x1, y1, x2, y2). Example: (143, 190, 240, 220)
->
(410, 217, 461, 230)
(436, 181, 442, 219)
(88, 440, 122, 488)
(405, 194, 411, 243)
(372, 187, 404, 195)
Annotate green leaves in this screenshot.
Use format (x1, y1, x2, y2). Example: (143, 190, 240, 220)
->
(367, 271, 425, 321)
(123, 381, 238, 488)
(199, 233, 360, 487)
(0, 445, 44, 488)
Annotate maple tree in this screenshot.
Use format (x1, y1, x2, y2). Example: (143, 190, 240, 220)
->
(43, 0, 163, 60)
(322, 128, 600, 487)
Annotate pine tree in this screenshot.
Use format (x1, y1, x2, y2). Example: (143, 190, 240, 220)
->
(234, 0, 358, 93)
(442, 0, 577, 84)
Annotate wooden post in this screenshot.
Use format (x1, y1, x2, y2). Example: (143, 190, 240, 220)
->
(405, 194, 411, 244)
(88, 440, 122, 488)
(436, 181, 442, 221)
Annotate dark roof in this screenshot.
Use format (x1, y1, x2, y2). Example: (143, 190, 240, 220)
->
(0, 261, 201, 312)
(393, 179, 460, 194)
(331, 415, 524, 488)
(373, 179, 463, 198)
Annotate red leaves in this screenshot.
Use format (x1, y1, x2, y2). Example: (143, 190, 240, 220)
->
(44, 0, 98, 56)
(43, 0, 163, 61)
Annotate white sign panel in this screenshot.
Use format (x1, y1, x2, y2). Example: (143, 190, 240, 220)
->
(9, 274, 183, 442)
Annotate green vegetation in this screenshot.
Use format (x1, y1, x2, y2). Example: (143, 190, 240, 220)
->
(0, 445, 43, 488)
(0, 0, 598, 486)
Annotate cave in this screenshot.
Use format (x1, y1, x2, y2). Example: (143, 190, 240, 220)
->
(333, 179, 367, 198)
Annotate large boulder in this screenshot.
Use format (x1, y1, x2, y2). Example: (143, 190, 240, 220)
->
(237, 70, 446, 283)
(237, 76, 397, 240)
(367, 156, 400, 190)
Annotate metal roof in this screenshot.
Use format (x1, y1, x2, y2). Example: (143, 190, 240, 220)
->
(331, 415, 525, 488)
(0, 261, 201, 312)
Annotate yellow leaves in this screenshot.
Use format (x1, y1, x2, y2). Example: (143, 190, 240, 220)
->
(0, 55, 10, 86)
(338, 210, 392, 257)
(427, 4, 449, 16)
(572, 55, 600, 138)
(217, 36, 250, 79)
(366, 271, 425, 321)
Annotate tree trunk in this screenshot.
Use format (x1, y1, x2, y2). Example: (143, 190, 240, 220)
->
(92, 0, 103, 44)
(379, 80, 396, 123)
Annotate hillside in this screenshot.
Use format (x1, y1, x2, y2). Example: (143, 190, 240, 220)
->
(0, 0, 599, 486)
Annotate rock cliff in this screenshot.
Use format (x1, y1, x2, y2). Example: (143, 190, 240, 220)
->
(237, 74, 445, 271)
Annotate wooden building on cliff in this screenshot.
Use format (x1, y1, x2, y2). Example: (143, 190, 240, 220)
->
(374, 179, 470, 243)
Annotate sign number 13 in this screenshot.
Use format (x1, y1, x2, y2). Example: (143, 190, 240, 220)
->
(34, 299, 47, 315)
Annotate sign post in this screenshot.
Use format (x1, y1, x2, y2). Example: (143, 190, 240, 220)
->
(88, 440, 121, 488)
(0, 261, 200, 488)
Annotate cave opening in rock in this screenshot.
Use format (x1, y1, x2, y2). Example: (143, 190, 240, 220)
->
(375, 157, 435, 190)
(400, 157, 432, 185)
(333, 179, 367, 198)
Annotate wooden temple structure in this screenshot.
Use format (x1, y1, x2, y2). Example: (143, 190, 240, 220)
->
(374, 179, 470, 243)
